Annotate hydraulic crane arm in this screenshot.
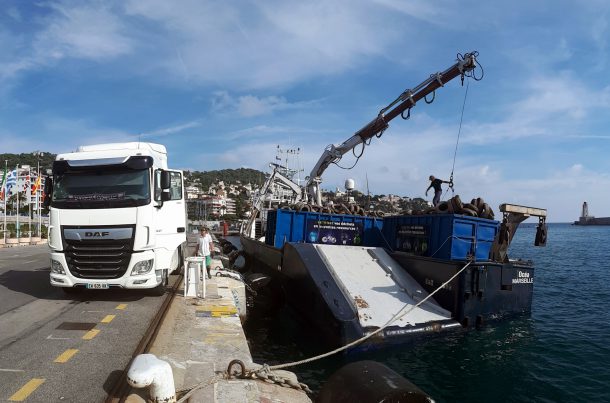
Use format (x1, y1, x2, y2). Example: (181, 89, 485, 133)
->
(304, 52, 480, 205)
(245, 163, 303, 236)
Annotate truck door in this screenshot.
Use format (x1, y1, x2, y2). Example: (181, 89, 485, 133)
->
(154, 169, 187, 255)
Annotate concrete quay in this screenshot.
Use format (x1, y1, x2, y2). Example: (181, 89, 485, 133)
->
(128, 259, 312, 403)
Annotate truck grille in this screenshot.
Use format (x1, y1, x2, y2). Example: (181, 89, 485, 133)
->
(64, 237, 134, 280)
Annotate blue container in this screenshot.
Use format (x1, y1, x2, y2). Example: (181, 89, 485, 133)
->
(381, 214, 499, 261)
(265, 209, 384, 249)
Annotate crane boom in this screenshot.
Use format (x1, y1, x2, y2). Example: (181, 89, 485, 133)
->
(305, 52, 480, 204)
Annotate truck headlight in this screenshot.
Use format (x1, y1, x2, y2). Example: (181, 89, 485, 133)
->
(51, 259, 65, 274)
(131, 259, 154, 275)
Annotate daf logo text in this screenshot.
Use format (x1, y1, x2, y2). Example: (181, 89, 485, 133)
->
(85, 231, 110, 237)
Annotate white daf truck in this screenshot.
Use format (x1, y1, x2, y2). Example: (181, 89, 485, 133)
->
(45, 142, 187, 295)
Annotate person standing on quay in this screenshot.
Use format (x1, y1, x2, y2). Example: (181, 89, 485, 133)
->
(195, 227, 214, 279)
(426, 175, 451, 207)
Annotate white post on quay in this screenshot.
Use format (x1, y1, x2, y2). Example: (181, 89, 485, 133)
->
(127, 354, 176, 403)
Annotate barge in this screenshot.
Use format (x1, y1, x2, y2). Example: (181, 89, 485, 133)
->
(239, 51, 548, 351)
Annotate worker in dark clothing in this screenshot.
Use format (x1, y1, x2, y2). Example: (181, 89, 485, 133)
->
(426, 175, 451, 206)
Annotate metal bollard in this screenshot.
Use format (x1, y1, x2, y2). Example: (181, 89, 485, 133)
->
(184, 257, 206, 299)
(127, 354, 176, 403)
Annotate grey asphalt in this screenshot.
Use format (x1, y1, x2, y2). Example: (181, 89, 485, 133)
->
(0, 245, 173, 402)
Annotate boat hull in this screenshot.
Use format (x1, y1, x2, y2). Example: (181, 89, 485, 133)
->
(240, 234, 535, 350)
(389, 252, 534, 327)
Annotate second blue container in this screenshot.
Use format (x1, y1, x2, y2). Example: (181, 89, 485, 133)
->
(381, 214, 499, 261)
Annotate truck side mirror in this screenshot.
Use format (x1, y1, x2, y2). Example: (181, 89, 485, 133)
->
(43, 177, 53, 208)
(160, 171, 171, 190)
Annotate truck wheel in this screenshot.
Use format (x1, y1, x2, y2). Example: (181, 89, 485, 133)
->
(150, 270, 168, 296)
(177, 248, 184, 275)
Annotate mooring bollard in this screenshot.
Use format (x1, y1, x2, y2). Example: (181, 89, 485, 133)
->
(127, 354, 176, 403)
(184, 257, 206, 299)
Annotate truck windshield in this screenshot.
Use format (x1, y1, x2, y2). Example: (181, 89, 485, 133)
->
(52, 168, 150, 209)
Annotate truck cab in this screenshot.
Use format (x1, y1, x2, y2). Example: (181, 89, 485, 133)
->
(46, 142, 187, 294)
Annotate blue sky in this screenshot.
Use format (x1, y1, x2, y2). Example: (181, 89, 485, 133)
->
(1, 0, 609, 222)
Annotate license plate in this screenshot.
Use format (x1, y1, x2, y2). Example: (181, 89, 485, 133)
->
(86, 283, 109, 289)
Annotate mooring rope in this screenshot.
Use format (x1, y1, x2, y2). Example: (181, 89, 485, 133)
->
(261, 259, 473, 371)
(176, 258, 473, 399)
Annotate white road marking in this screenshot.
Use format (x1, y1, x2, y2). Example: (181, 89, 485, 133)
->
(0, 368, 25, 372)
(46, 334, 71, 340)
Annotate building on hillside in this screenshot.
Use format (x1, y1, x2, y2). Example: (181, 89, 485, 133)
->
(185, 185, 203, 199)
(225, 198, 236, 215)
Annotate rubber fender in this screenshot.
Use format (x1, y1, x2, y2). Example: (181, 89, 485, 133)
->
(280, 205, 292, 210)
(412, 209, 425, 216)
(321, 206, 332, 214)
(299, 204, 311, 212)
(437, 201, 449, 212)
(228, 250, 242, 264)
(462, 203, 478, 216)
(451, 194, 464, 210)
(356, 207, 366, 216)
(376, 210, 385, 217)
(425, 207, 437, 214)
(479, 203, 494, 219)
(244, 272, 272, 290)
(535, 223, 548, 246)
(222, 244, 237, 254)
(339, 204, 350, 214)
(461, 207, 478, 216)
(446, 200, 454, 214)
(232, 251, 248, 272)
(316, 360, 433, 403)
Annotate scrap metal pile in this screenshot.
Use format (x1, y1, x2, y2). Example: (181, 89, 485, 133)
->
(275, 195, 495, 220)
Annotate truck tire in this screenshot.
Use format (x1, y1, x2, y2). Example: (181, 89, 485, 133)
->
(176, 247, 184, 275)
(150, 270, 168, 296)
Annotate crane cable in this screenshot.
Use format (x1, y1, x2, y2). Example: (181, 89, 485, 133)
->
(445, 77, 470, 198)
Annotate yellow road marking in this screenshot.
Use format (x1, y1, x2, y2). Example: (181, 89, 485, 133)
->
(82, 329, 100, 340)
(101, 315, 115, 323)
(196, 305, 237, 313)
(196, 305, 238, 317)
(115, 304, 127, 310)
(54, 349, 78, 363)
(9, 378, 45, 401)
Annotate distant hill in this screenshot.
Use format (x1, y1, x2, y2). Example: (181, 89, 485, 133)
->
(185, 168, 266, 190)
(0, 153, 267, 190)
(0, 152, 56, 172)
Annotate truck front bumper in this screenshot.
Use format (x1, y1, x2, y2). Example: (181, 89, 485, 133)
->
(49, 251, 161, 289)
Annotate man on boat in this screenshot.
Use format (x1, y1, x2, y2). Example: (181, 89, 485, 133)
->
(195, 227, 214, 279)
(426, 175, 451, 207)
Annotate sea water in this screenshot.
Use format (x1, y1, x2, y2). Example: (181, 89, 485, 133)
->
(244, 223, 610, 402)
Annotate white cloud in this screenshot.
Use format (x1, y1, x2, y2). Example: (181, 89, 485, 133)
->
(122, 0, 403, 89)
(211, 91, 318, 117)
(0, 2, 133, 86)
(141, 121, 201, 138)
(6, 7, 22, 22)
(36, 3, 132, 61)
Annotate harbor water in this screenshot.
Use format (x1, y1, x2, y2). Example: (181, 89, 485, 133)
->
(244, 223, 610, 402)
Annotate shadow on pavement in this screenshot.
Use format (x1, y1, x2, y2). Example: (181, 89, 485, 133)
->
(0, 267, 166, 302)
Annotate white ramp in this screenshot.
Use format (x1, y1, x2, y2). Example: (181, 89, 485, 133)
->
(314, 245, 453, 328)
